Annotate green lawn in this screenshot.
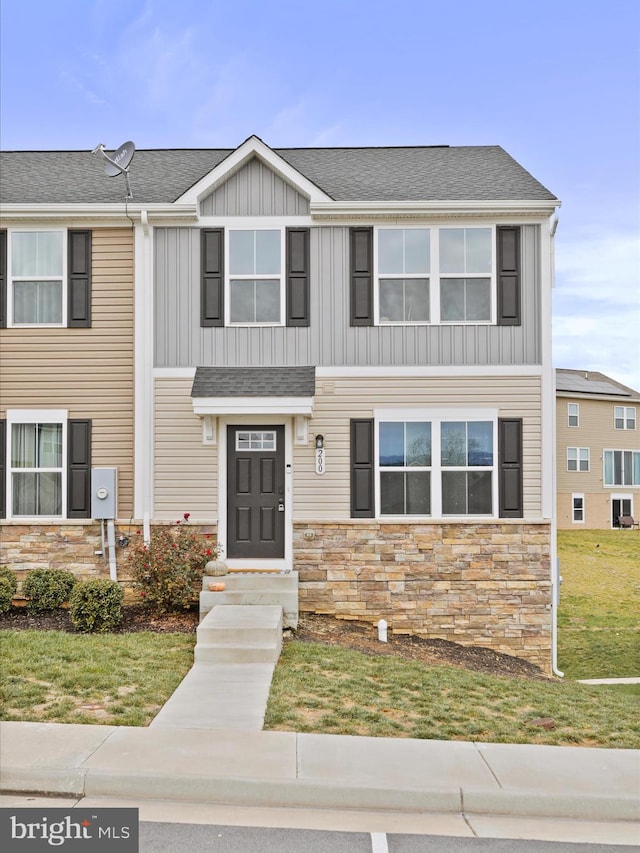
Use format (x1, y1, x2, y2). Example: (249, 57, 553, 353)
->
(2, 528, 638, 745)
(264, 641, 640, 748)
(0, 630, 195, 726)
(556, 529, 640, 679)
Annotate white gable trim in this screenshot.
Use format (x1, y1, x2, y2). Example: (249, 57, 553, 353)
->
(176, 135, 332, 205)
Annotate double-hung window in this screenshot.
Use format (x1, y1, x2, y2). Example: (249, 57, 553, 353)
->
(377, 229, 430, 323)
(603, 450, 640, 486)
(439, 228, 493, 322)
(10, 230, 65, 325)
(567, 403, 579, 427)
(572, 494, 585, 523)
(372, 226, 496, 324)
(9, 413, 66, 516)
(228, 229, 283, 324)
(567, 447, 589, 472)
(379, 421, 432, 514)
(614, 406, 636, 430)
(440, 421, 494, 513)
(377, 414, 496, 517)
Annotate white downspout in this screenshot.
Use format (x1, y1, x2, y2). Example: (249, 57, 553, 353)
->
(134, 211, 154, 527)
(548, 214, 563, 677)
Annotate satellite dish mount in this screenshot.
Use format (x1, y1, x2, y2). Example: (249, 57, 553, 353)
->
(92, 140, 135, 198)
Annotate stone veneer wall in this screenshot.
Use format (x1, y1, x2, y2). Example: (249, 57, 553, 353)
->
(0, 522, 218, 587)
(293, 521, 552, 673)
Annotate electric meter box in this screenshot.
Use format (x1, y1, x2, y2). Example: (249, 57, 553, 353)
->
(91, 468, 117, 519)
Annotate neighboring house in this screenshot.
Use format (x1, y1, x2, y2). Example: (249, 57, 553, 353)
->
(1, 136, 559, 671)
(556, 369, 640, 529)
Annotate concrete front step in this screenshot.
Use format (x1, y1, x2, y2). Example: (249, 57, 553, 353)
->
(200, 571, 298, 629)
(194, 604, 283, 664)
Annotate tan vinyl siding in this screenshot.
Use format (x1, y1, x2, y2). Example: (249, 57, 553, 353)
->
(556, 393, 640, 528)
(0, 228, 134, 516)
(295, 375, 543, 520)
(154, 376, 217, 519)
(152, 374, 542, 522)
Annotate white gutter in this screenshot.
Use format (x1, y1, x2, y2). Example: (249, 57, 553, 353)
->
(0, 202, 197, 224)
(310, 198, 562, 221)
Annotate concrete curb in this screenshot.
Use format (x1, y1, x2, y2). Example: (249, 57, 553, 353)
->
(1, 722, 638, 824)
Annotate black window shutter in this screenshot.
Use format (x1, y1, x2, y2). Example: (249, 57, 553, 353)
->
(350, 227, 373, 326)
(350, 418, 375, 517)
(499, 417, 523, 518)
(201, 229, 224, 327)
(0, 229, 6, 328)
(286, 228, 310, 326)
(67, 230, 92, 328)
(0, 419, 6, 518)
(497, 226, 521, 326)
(67, 419, 92, 518)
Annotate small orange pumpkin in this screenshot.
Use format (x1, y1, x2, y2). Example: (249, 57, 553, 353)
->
(208, 582, 226, 592)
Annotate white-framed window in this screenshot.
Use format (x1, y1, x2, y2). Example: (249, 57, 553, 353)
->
(603, 449, 640, 486)
(227, 228, 284, 325)
(8, 230, 66, 326)
(567, 402, 579, 427)
(376, 228, 430, 324)
(572, 494, 585, 523)
(439, 227, 493, 323)
(7, 410, 68, 517)
(374, 226, 495, 325)
(567, 447, 589, 472)
(376, 410, 496, 517)
(614, 406, 636, 430)
(379, 421, 432, 514)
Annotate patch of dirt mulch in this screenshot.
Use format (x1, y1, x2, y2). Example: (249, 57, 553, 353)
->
(291, 612, 550, 681)
(0, 605, 547, 680)
(0, 604, 199, 635)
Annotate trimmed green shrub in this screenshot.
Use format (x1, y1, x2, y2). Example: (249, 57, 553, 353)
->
(69, 578, 124, 633)
(0, 566, 18, 614)
(127, 514, 216, 613)
(22, 569, 77, 612)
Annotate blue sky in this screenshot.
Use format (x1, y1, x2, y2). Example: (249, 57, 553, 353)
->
(2, 0, 639, 389)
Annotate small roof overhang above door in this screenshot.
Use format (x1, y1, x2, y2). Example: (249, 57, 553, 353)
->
(191, 366, 315, 417)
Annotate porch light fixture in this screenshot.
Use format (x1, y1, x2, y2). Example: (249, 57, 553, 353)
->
(315, 434, 324, 449)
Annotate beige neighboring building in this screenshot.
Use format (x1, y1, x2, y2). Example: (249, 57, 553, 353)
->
(556, 369, 640, 529)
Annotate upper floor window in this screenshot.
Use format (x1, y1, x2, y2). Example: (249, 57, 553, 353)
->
(567, 403, 579, 427)
(603, 449, 640, 486)
(377, 229, 430, 323)
(228, 229, 282, 324)
(373, 227, 495, 325)
(10, 230, 64, 325)
(567, 447, 589, 472)
(439, 228, 492, 322)
(614, 406, 636, 430)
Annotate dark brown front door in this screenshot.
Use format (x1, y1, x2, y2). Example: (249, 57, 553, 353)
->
(227, 426, 285, 559)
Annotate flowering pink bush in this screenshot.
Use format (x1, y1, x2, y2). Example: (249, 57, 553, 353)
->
(127, 515, 219, 613)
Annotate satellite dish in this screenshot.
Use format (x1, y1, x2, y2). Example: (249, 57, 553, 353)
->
(104, 141, 135, 177)
(91, 140, 135, 198)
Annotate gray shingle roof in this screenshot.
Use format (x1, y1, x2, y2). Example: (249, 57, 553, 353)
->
(0, 143, 557, 205)
(556, 369, 640, 398)
(191, 366, 316, 398)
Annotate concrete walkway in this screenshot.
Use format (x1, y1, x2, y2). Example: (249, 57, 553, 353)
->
(1, 721, 638, 824)
(150, 603, 283, 730)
